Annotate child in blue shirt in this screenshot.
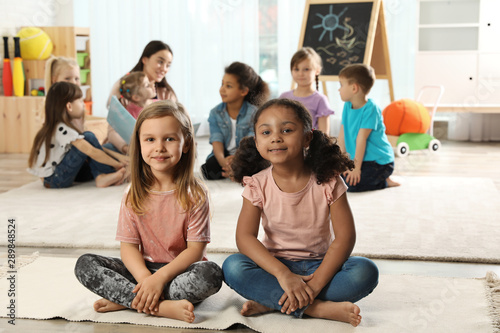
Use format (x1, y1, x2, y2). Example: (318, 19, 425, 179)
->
(337, 64, 400, 192)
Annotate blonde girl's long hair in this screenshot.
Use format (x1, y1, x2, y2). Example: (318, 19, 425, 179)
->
(290, 47, 323, 91)
(127, 100, 206, 215)
(28, 82, 83, 168)
(44, 56, 79, 91)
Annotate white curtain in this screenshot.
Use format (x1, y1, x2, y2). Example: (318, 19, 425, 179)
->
(89, 0, 259, 136)
(277, 0, 305, 96)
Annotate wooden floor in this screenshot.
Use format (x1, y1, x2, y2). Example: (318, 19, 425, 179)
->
(1, 139, 500, 332)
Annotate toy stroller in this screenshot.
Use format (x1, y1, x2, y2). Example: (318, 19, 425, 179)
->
(393, 85, 445, 157)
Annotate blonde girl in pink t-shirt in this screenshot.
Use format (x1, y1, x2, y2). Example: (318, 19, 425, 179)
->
(223, 99, 379, 327)
(75, 101, 222, 323)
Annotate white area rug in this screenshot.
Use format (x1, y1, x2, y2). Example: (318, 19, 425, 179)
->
(1, 176, 499, 263)
(0, 254, 497, 332)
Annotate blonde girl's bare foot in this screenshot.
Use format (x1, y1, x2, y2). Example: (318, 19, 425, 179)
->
(152, 300, 195, 323)
(304, 300, 361, 327)
(93, 298, 126, 312)
(386, 177, 400, 188)
(241, 300, 274, 316)
(95, 168, 126, 188)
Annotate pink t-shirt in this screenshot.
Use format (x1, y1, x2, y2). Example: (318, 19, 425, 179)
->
(116, 189, 210, 263)
(125, 102, 143, 119)
(242, 167, 347, 261)
(125, 99, 158, 119)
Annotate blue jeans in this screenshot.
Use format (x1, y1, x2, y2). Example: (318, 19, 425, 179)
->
(44, 131, 116, 188)
(222, 253, 379, 318)
(343, 161, 394, 192)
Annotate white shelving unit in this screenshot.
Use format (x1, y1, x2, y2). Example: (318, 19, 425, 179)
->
(415, 0, 500, 108)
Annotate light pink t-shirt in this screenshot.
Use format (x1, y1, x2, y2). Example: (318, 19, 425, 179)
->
(242, 167, 347, 261)
(116, 189, 210, 263)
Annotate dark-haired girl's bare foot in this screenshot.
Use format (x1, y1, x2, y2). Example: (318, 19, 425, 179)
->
(305, 300, 361, 327)
(240, 300, 274, 316)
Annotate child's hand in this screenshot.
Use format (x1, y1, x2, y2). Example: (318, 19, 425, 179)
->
(114, 161, 128, 171)
(117, 154, 130, 165)
(221, 155, 234, 178)
(343, 168, 361, 186)
(131, 273, 165, 314)
(277, 272, 314, 314)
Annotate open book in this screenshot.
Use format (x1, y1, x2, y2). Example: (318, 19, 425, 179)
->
(107, 96, 135, 144)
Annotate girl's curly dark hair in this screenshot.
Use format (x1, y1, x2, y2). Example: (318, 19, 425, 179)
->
(306, 130, 354, 184)
(231, 136, 270, 184)
(231, 98, 354, 185)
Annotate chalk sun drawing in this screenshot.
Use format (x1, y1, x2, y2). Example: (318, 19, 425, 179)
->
(313, 5, 348, 42)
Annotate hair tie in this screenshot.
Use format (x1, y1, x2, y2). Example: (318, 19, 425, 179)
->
(126, 89, 130, 93)
(121, 80, 126, 84)
(119, 88, 123, 92)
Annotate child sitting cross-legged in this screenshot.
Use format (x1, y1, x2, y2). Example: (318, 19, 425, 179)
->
(75, 101, 223, 323)
(222, 99, 379, 327)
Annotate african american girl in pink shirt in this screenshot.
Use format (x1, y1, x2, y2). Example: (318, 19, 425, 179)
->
(75, 101, 222, 323)
(222, 99, 378, 327)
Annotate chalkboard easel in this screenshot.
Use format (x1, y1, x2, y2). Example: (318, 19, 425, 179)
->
(297, 0, 394, 101)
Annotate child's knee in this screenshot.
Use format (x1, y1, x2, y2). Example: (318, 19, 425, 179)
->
(222, 253, 250, 284)
(83, 131, 99, 147)
(352, 256, 379, 288)
(74, 253, 97, 280)
(191, 261, 223, 290)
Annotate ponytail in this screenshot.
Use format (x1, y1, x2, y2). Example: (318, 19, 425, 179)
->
(225, 62, 270, 108)
(246, 75, 270, 107)
(231, 136, 270, 185)
(305, 130, 354, 184)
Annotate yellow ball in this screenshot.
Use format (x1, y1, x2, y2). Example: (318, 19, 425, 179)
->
(17, 27, 53, 60)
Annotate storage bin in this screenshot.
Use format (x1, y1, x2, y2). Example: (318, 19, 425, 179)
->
(80, 69, 90, 84)
(77, 52, 88, 68)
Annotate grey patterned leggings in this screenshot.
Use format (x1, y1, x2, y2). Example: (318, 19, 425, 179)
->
(74, 253, 223, 308)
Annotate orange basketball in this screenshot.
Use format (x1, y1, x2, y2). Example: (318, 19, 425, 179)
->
(382, 99, 430, 136)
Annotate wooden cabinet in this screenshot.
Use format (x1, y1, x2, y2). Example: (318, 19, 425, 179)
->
(415, 0, 500, 109)
(0, 97, 45, 153)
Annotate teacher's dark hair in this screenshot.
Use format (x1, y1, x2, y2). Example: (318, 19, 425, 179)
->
(131, 40, 176, 99)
